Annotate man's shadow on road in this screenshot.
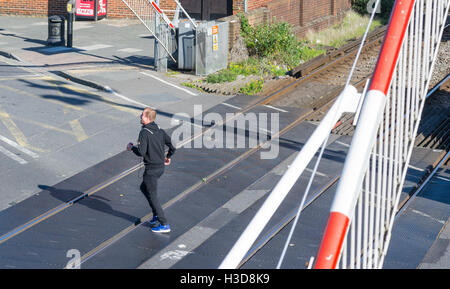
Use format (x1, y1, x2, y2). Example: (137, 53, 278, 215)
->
(37, 184, 151, 227)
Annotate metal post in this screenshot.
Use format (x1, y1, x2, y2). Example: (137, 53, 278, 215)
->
(154, 12, 160, 71)
(154, 0, 167, 72)
(67, 13, 73, 48)
(67, 0, 75, 48)
(94, 0, 98, 21)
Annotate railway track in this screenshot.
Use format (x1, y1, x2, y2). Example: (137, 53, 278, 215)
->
(262, 26, 386, 108)
(0, 23, 447, 269)
(415, 75, 450, 151)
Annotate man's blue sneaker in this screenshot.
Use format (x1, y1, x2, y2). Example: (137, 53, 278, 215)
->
(149, 216, 159, 226)
(151, 224, 171, 233)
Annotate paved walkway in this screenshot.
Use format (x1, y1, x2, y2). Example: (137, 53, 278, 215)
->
(0, 15, 217, 116)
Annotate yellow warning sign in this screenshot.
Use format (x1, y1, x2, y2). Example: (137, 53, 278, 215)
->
(213, 34, 218, 51)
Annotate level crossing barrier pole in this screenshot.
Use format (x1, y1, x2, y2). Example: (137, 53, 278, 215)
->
(219, 85, 361, 269)
(315, 0, 450, 269)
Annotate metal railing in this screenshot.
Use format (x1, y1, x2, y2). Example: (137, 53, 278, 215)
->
(120, 0, 176, 62)
(219, 0, 450, 269)
(316, 0, 450, 269)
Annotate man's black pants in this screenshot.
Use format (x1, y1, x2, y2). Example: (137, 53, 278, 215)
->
(140, 167, 167, 225)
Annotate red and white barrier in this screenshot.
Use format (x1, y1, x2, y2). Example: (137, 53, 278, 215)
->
(150, 1, 175, 30)
(314, 0, 419, 269)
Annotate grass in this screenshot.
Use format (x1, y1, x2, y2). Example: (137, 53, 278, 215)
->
(181, 82, 205, 92)
(205, 57, 291, 84)
(166, 71, 180, 77)
(239, 78, 264, 95)
(306, 10, 383, 48)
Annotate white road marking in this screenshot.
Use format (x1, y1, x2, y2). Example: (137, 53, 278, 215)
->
(0, 145, 27, 164)
(335, 141, 350, 147)
(305, 168, 328, 177)
(221, 102, 241, 110)
(263, 105, 288, 113)
(140, 72, 199, 96)
(112, 91, 149, 109)
(411, 210, 446, 224)
(117, 48, 143, 53)
(435, 176, 450, 182)
(0, 134, 39, 159)
(77, 44, 113, 51)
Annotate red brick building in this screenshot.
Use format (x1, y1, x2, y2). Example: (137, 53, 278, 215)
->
(0, 0, 352, 38)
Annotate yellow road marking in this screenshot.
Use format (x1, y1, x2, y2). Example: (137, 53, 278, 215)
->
(69, 119, 88, 142)
(0, 111, 74, 136)
(0, 76, 136, 147)
(0, 107, 48, 153)
(0, 108, 29, 148)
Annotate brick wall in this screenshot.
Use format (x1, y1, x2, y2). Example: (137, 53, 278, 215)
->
(223, 0, 351, 42)
(0, 0, 177, 18)
(0, 0, 67, 16)
(0, 0, 350, 23)
(295, 0, 351, 38)
(0, 0, 351, 42)
(107, 0, 135, 18)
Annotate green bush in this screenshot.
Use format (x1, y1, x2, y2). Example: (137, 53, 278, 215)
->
(228, 61, 260, 76)
(306, 10, 383, 48)
(238, 13, 323, 68)
(206, 58, 291, 85)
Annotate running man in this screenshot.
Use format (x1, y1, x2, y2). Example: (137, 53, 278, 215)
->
(127, 107, 175, 233)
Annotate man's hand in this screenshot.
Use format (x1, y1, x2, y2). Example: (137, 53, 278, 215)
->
(164, 158, 171, 165)
(127, 142, 133, 151)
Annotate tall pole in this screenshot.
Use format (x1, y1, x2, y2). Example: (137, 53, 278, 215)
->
(154, 0, 167, 72)
(67, 0, 75, 48)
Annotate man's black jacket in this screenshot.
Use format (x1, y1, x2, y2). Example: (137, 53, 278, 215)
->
(132, 122, 175, 170)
